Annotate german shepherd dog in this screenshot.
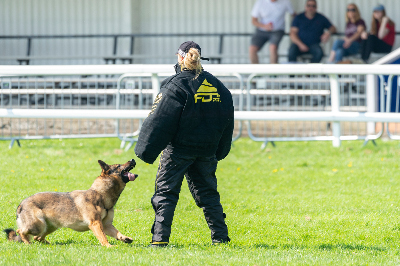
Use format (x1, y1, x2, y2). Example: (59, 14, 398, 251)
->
(4, 159, 137, 247)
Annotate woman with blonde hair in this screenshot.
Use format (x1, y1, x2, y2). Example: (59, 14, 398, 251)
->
(360, 4, 395, 63)
(135, 41, 234, 247)
(328, 3, 366, 63)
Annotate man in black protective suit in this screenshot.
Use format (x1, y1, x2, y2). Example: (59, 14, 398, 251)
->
(134, 41, 234, 247)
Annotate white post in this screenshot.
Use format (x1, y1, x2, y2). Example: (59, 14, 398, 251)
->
(366, 74, 378, 134)
(151, 73, 160, 100)
(329, 74, 341, 147)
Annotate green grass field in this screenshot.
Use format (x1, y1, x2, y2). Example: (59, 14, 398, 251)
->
(1, 137, 400, 265)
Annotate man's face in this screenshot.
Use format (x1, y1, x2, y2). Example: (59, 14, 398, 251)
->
(305, 1, 317, 15)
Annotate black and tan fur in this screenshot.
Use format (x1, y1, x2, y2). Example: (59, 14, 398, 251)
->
(4, 159, 137, 247)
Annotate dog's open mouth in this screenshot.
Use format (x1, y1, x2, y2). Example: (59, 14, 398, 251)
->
(121, 159, 138, 183)
(121, 161, 138, 183)
(123, 171, 137, 182)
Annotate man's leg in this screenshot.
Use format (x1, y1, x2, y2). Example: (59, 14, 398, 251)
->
(151, 149, 194, 245)
(269, 44, 278, 64)
(269, 30, 284, 64)
(185, 156, 229, 243)
(250, 29, 269, 64)
(309, 43, 324, 63)
(288, 43, 300, 62)
(249, 45, 260, 64)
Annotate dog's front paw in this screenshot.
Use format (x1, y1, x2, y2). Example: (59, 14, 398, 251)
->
(122, 236, 133, 243)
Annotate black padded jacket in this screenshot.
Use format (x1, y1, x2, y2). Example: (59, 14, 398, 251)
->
(134, 65, 234, 164)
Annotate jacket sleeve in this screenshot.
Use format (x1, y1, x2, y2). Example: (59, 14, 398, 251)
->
(215, 106, 234, 161)
(134, 87, 186, 164)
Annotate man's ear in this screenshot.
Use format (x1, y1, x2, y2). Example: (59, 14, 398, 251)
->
(98, 160, 109, 172)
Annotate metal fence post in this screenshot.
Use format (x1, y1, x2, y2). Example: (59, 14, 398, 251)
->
(329, 74, 341, 147)
(366, 74, 377, 134)
(151, 73, 160, 100)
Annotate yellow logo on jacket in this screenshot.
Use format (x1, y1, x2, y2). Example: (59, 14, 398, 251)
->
(194, 79, 220, 103)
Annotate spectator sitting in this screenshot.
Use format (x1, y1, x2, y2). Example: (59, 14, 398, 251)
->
(360, 4, 395, 63)
(249, 0, 295, 64)
(288, 0, 336, 63)
(327, 3, 365, 63)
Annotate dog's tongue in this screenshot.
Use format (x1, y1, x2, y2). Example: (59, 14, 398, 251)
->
(124, 172, 137, 181)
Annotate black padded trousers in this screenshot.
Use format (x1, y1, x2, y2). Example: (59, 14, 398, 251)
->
(150, 147, 229, 243)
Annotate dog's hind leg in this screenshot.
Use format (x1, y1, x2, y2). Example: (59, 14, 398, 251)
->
(33, 235, 49, 244)
(16, 229, 31, 244)
(17, 209, 47, 245)
(33, 220, 57, 244)
(33, 228, 54, 244)
(89, 220, 112, 247)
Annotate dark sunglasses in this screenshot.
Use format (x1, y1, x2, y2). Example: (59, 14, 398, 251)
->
(307, 4, 316, 8)
(347, 8, 356, 12)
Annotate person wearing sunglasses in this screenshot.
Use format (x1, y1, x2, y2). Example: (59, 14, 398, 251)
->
(288, 0, 336, 63)
(328, 3, 365, 63)
(359, 4, 395, 63)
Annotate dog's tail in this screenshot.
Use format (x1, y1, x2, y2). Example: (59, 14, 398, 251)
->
(3, 228, 22, 242)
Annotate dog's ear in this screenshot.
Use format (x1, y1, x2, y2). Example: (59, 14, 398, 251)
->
(98, 160, 109, 172)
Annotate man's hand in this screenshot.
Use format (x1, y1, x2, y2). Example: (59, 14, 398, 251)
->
(299, 43, 309, 52)
(321, 31, 331, 43)
(262, 22, 274, 31)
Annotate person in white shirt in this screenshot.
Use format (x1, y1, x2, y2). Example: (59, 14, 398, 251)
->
(249, 0, 295, 64)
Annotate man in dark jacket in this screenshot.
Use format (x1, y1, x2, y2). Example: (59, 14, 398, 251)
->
(134, 41, 234, 247)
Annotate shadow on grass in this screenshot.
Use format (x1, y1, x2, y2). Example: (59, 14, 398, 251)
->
(250, 243, 386, 252)
(318, 243, 386, 252)
(36, 240, 387, 252)
(52, 240, 76, 245)
(51, 240, 149, 248)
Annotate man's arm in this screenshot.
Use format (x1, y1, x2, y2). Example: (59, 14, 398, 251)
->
(290, 27, 309, 52)
(328, 25, 337, 34)
(252, 17, 273, 31)
(321, 25, 337, 43)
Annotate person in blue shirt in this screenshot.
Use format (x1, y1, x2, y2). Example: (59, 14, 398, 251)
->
(288, 0, 336, 63)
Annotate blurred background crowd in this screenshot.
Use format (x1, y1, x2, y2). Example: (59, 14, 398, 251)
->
(0, 0, 398, 65)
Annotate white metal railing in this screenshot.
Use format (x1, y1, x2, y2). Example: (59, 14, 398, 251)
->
(1, 64, 400, 147)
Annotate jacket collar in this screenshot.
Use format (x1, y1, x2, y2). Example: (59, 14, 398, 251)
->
(174, 63, 190, 74)
(174, 63, 182, 74)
